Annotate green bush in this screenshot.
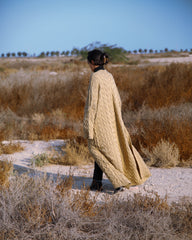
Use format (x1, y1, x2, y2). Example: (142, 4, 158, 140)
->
(31, 153, 49, 167)
(80, 42, 130, 64)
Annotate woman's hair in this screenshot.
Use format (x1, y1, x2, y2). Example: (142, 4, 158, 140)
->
(87, 49, 109, 65)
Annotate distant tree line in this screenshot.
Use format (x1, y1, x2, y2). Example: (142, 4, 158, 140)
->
(1, 51, 28, 58)
(1, 42, 192, 60)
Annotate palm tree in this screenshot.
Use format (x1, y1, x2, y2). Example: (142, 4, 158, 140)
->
(12, 53, 16, 57)
(17, 52, 22, 57)
(46, 51, 49, 57)
(6, 53, 11, 57)
(1, 53, 5, 57)
(39, 52, 45, 57)
(65, 51, 69, 56)
(22, 52, 27, 57)
(144, 49, 147, 54)
(133, 50, 137, 54)
(149, 49, 153, 53)
(138, 48, 143, 54)
(164, 48, 168, 53)
(61, 51, 65, 56)
(51, 51, 55, 56)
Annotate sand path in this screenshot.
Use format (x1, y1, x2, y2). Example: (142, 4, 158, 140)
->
(1, 140, 192, 204)
(147, 54, 192, 63)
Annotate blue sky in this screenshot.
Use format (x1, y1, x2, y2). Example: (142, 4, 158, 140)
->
(0, 0, 192, 55)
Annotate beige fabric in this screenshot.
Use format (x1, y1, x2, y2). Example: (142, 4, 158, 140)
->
(84, 69, 151, 189)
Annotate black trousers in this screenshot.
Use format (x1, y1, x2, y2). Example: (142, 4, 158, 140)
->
(93, 162, 103, 182)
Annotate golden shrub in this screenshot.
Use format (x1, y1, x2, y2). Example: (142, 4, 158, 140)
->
(0, 160, 13, 187)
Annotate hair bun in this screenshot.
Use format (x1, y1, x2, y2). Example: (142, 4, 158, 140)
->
(101, 53, 109, 65)
(87, 50, 109, 66)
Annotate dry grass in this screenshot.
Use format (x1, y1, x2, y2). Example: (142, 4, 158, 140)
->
(111, 63, 192, 110)
(0, 69, 88, 118)
(0, 160, 13, 188)
(28, 137, 93, 167)
(0, 173, 191, 240)
(69, 189, 100, 217)
(0, 65, 88, 141)
(123, 103, 192, 166)
(49, 137, 93, 166)
(130, 118, 192, 166)
(56, 175, 74, 193)
(0, 57, 86, 72)
(0, 108, 81, 141)
(0, 142, 24, 155)
(141, 140, 180, 168)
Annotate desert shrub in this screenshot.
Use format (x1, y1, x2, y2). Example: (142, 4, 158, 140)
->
(34, 125, 79, 141)
(0, 142, 24, 155)
(0, 63, 88, 141)
(0, 174, 191, 240)
(123, 103, 192, 126)
(170, 201, 192, 235)
(1, 61, 191, 117)
(131, 191, 169, 211)
(123, 104, 192, 166)
(0, 108, 81, 141)
(27, 136, 92, 167)
(56, 175, 74, 193)
(30, 153, 50, 167)
(49, 136, 93, 166)
(141, 140, 180, 168)
(1, 61, 192, 117)
(69, 189, 99, 217)
(111, 63, 192, 110)
(131, 118, 192, 166)
(0, 68, 88, 119)
(0, 160, 13, 187)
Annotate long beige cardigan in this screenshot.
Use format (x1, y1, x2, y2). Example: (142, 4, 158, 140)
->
(84, 69, 151, 189)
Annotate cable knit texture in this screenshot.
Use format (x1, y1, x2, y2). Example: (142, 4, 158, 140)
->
(84, 69, 151, 189)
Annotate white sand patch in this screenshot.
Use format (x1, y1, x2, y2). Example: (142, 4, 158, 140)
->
(1, 140, 192, 204)
(49, 71, 58, 76)
(147, 55, 192, 63)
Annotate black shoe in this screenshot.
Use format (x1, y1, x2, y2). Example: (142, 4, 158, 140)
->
(114, 186, 125, 194)
(89, 180, 103, 191)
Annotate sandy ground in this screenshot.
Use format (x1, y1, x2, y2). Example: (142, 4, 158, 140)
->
(1, 140, 192, 204)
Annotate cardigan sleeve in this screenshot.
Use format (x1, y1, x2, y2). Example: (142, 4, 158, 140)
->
(87, 74, 100, 139)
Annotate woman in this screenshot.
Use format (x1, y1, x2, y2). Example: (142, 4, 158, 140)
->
(84, 49, 151, 193)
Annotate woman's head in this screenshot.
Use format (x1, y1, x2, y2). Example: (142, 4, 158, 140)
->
(87, 50, 109, 66)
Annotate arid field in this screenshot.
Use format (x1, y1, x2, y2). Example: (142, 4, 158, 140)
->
(0, 54, 192, 166)
(0, 54, 192, 239)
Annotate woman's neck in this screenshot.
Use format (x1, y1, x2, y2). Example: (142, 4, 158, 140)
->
(94, 65, 104, 72)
